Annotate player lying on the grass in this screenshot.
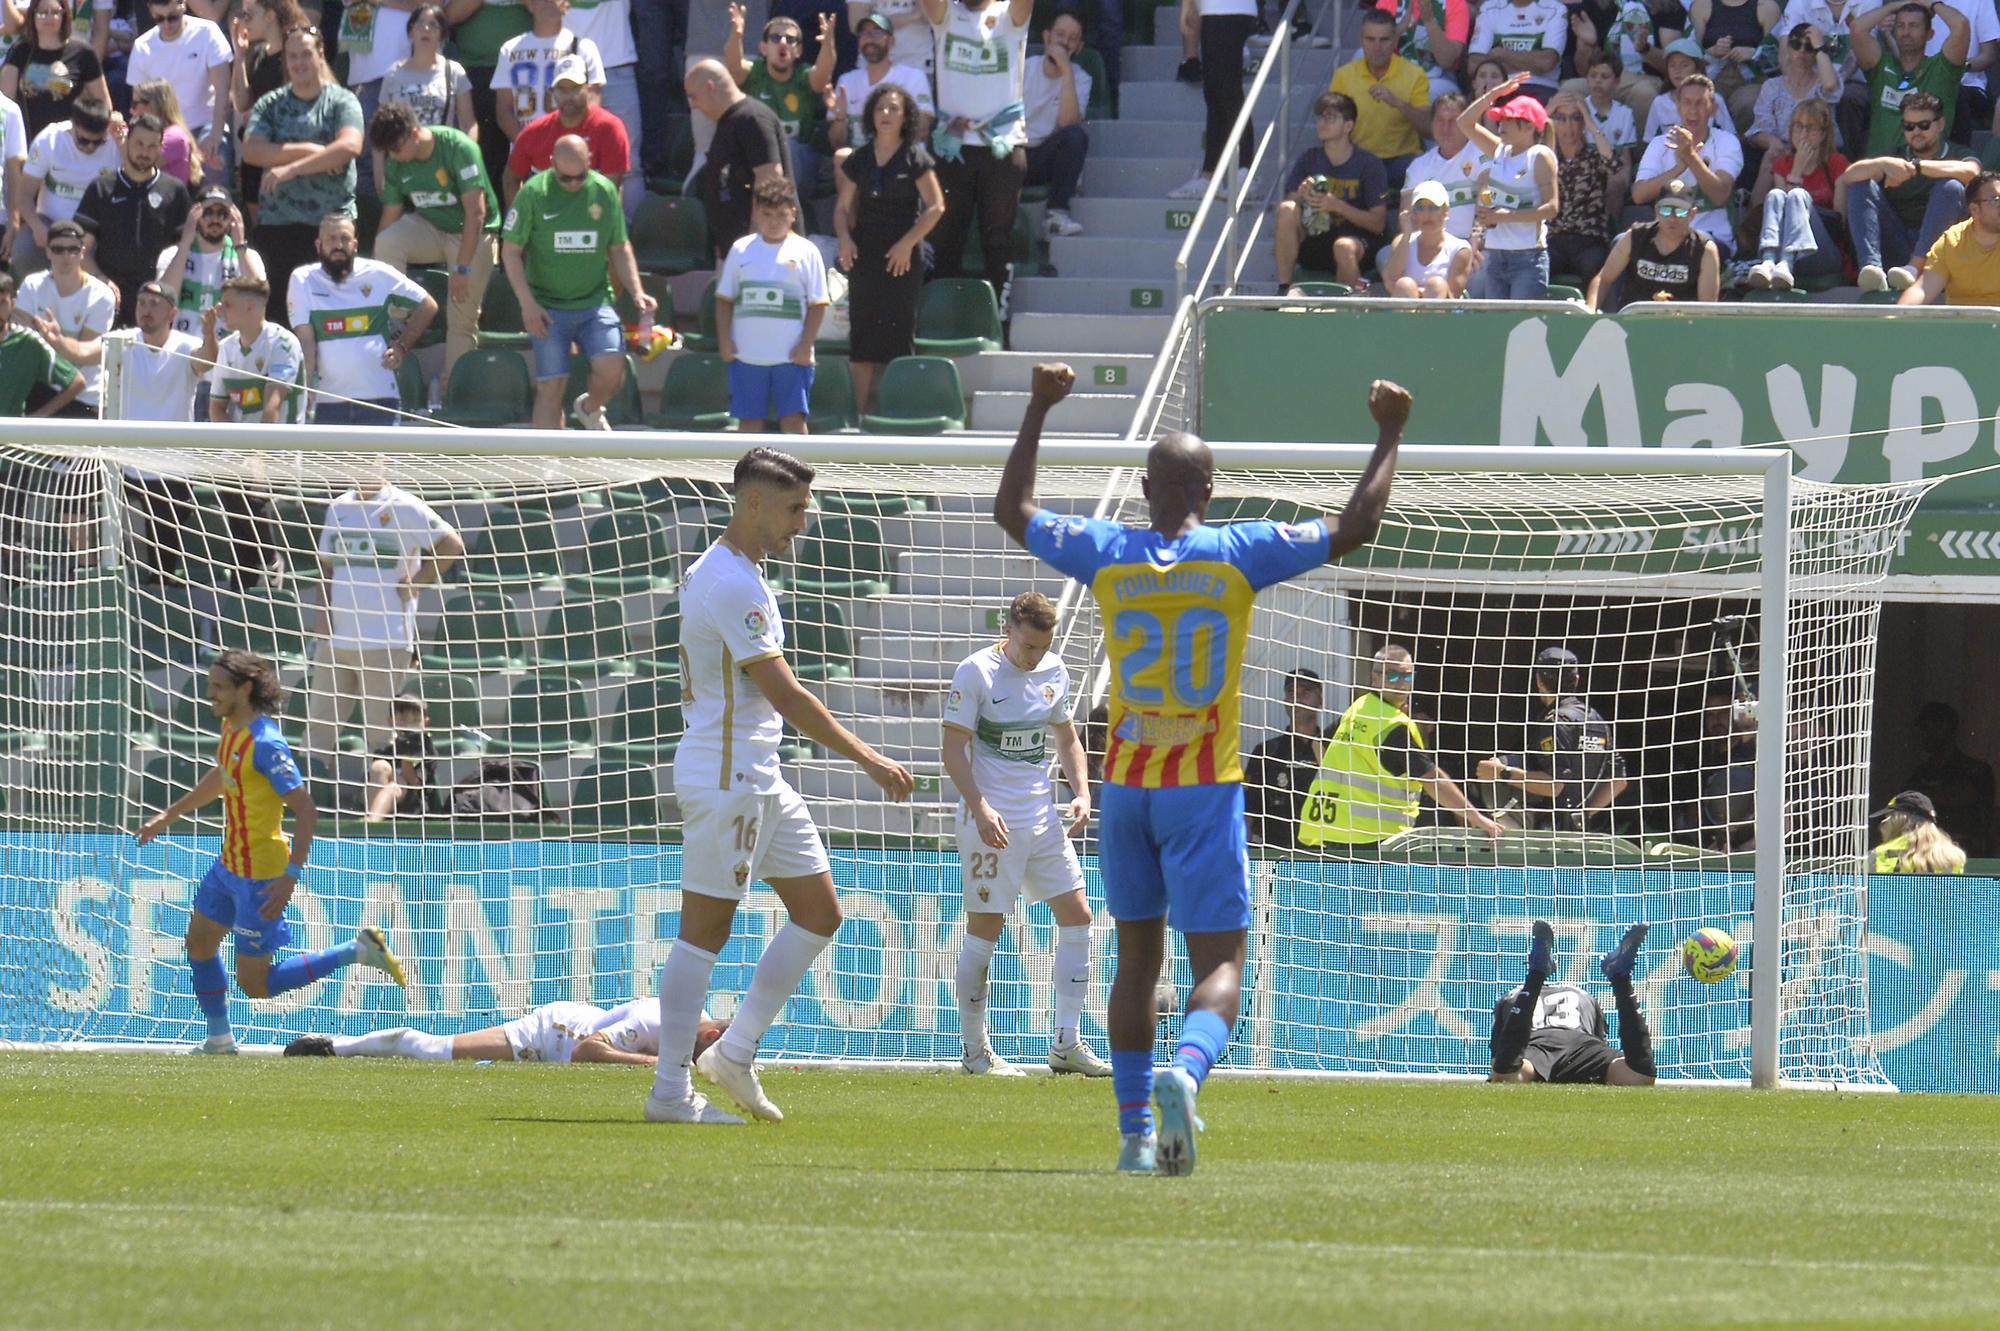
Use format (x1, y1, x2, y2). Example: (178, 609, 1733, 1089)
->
(941, 590, 1111, 1079)
(136, 650, 407, 1055)
(283, 998, 726, 1067)
(1489, 920, 1657, 1086)
(646, 447, 916, 1126)
(995, 364, 1408, 1175)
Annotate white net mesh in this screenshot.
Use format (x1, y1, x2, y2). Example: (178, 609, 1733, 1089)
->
(0, 433, 1928, 1085)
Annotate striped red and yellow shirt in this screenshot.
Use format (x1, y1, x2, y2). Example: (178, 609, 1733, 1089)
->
(216, 714, 306, 878)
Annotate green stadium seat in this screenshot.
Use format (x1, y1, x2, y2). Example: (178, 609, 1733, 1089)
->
(1206, 496, 1315, 524)
(1544, 283, 1585, 303)
(571, 761, 661, 829)
(630, 194, 710, 276)
(604, 672, 683, 762)
(489, 670, 593, 755)
(1073, 47, 1114, 119)
(962, 207, 1042, 276)
(476, 275, 534, 351)
(647, 114, 697, 195)
(231, 586, 310, 669)
(438, 349, 532, 428)
(815, 490, 926, 517)
(913, 278, 1004, 356)
(860, 355, 965, 434)
(464, 506, 565, 586)
(1742, 287, 1813, 303)
(807, 355, 858, 432)
(608, 474, 733, 512)
(414, 671, 487, 751)
(783, 597, 853, 680)
(645, 352, 735, 431)
(563, 353, 645, 428)
(130, 584, 203, 672)
(540, 599, 633, 676)
(146, 675, 213, 759)
(613, 271, 675, 328)
(572, 510, 676, 595)
(680, 279, 721, 353)
(0, 668, 48, 754)
(137, 751, 203, 815)
(396, 355, 429, 417)
(640, 599, 681, 671)
(789, 514, 891, 597)
(1284, 280, 1350, 297)
(419, 591, 528, 672)
(412, 267, 449, 347)
(270, 500, 327, 577)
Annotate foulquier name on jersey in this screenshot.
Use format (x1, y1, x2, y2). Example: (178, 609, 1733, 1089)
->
(1110, 568, 1228, 602)
(1113, 710, 1218, 748)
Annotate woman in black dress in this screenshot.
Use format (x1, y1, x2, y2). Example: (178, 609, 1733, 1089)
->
(1, 0, 109, 142)
(834, 81, 945, 418)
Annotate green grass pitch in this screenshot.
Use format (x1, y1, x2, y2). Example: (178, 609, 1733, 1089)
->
(4, 1056, 1999, 1331)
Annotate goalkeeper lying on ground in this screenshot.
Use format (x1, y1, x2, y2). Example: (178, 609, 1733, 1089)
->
(1488, 921, 1656, 1086)
(283, 999, 725, 1067)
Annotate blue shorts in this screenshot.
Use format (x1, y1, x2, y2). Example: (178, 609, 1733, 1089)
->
(531, 303, 623, 381)
(193, 861, 294, 958)
(1097, 783, 1251, 934)
(727, 360, 813, 422)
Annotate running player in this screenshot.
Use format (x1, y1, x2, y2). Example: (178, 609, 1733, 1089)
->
(941, 590, 1110, 1078)
(994, 364, 1409, 1174)
(283, 998, 726, 1067)
(1488, 920, 1657, 1085)
(645, 447, 916, 1126)
(136, 649, 407, 1054)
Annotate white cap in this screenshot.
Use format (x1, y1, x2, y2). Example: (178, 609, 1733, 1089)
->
(552, 55, 591, 87)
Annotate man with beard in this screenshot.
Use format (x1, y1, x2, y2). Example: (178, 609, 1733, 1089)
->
(830, 10, 936, 152)
(504, 56, 629, 204)
(74, 114, 191, 326)
(159, 187, 265, 422)
(286, 212, 437, 425)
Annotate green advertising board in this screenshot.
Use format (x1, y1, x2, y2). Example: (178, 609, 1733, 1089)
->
(1198, 302, 2000, 579)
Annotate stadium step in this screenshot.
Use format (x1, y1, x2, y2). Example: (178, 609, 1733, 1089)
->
(1047, 235, 1278, 282)
(890, 550, 1069, 605)
(1007, 276, 1183, 316)
(969, 391, 1135, 435)
(1007, 313, 1170, 355)
(948, 350, 1151, 396)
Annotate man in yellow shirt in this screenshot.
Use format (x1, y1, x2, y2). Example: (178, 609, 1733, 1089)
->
(1330, 8, 1434, 192)
(1901, 169, 2000, 305)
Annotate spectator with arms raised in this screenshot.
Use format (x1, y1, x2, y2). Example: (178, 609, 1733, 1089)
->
(1546, 89, 1618, 284)
(830, 9, 935, 154)
(159, 186, 266, 414)
(922, 0, 1035, 307)
(1458, 74, 1560, 297)
(1852, 0, 1969, 153)
(724, 5, 837, 200)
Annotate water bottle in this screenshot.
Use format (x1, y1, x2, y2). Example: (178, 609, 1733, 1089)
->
(427, 374, 443, 415)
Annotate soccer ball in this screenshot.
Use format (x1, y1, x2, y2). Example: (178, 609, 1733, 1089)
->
(1681, 927, 1740, 983)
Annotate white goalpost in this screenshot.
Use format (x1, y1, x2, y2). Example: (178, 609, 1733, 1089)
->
(0, 419, 1932, 1088)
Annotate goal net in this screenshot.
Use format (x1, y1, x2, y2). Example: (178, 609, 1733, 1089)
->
(0, 424, 1929, 1087)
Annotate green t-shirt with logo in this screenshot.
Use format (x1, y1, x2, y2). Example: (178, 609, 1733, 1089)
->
(454, 0, 534, 68)
(1866, 53, 1965, 156)
(502, 168, 627, 309)
(0, 328, 78, 415)
(742, 60, 820, 143)
(381, 126, 500, 235)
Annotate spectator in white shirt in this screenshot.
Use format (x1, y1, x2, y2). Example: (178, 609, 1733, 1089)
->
(1023, 8, 1091, 237)
(0, 90, 24, 264)
(119, 279, 215, 421)
(17, 95, 116, 270)
(1632, 72, 1743, 257)
(126, 0, 232, 172)
(16, 217, 116, 415)
(829, 10, 935, 153)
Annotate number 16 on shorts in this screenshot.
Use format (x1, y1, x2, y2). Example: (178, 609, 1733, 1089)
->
(956, 807, 1086, 912)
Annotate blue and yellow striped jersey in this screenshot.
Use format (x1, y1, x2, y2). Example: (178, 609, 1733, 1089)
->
(217, 714, 305, 878)
(1025, 511, 1331, 787)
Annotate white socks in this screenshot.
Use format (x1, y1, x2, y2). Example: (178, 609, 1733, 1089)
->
(333, 1027, 452, 1060)
(718, 921, 832, 1065)
(650, 940, 719, 1103)
(956, 933, 998, 1054)
(1054, 924, 1092, 1050)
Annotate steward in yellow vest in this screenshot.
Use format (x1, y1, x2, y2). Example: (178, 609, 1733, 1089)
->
(1871, 790, 1967, 874)
(1297, 646, 1503, 847)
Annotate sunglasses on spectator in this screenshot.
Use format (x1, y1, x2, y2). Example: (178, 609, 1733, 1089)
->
(555, 167, 589, 184)
(1902, 116, 1938, 131)
(1383, 670, 1416, 681)
(763, 28, 801, 43)
(1656, 201, 1693, 217)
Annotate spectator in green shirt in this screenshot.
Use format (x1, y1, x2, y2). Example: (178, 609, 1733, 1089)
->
(500, 133, 655, 429)
(1851, 0, 1970, 155)
(371, 102, 501, 388)
(724, 3, 837, 201)
(0, 270, 84, 417)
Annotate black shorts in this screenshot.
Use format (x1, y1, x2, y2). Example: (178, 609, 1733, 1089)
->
(1524, 1027, 1616, 1085)
(1296, 226, 1381, 276)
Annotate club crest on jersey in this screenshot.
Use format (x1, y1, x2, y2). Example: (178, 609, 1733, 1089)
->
(977, 886, 990, 903)
(744, 608, 769, 638)
(948, 688, 962, 708)
(1041, 684, 1056, 704)
(734, 861, 751, 888)
(1277, 520, 1321, 545)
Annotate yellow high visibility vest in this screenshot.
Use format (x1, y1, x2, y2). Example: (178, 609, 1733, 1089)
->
(1873, 833, 1965, 873)
(1298, 693, 1425, 846)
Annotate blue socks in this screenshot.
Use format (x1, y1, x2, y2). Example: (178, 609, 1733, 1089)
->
(1173, 1009, 1230, 1089)
(266, 941, 357, 997)
(190, 955, 231, 1038)
(1111, 1048, 1155, 1136)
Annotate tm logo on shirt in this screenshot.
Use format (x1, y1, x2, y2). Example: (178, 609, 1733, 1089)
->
(944, 33, 1005, 74)
(554, 229, 601, 252)
(321, 314, 373, 335)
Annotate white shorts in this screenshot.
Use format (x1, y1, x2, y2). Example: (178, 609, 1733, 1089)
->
(501, 1001, 607, 1063)
(678, 778, 830, 901)
(957, 808, 1085, 914)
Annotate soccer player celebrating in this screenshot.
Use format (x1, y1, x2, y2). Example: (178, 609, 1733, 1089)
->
(285, 998, 725, 1067)
(136, 649, 407, 1054)
(941, 590, 1111, 1078)
(994, 365, 1409, 1175)
(1488, 920, 1657, 1085)
(645, 447, 916, 1126)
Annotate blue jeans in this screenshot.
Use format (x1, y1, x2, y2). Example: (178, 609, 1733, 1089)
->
(312, 397, 402, 426)
(1847, 178, 1966, 271)
(1758, 189, 1842, 280)
(598, 64, 644, 214)
(1477, 246, 1550, 300)
(531, 303, 623, 380)
(789, 137, 822, 199)
(631, 0, 679, 176)
(353, 79, 381, 195)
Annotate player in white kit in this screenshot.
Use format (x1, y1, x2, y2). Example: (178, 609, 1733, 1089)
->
(941, 591, 1110, 1078)
(645, 448, 916, 1126)
(282, 998, 725, 1067)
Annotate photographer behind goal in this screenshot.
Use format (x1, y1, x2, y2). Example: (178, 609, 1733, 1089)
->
(1478, 646, 1627, 832)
